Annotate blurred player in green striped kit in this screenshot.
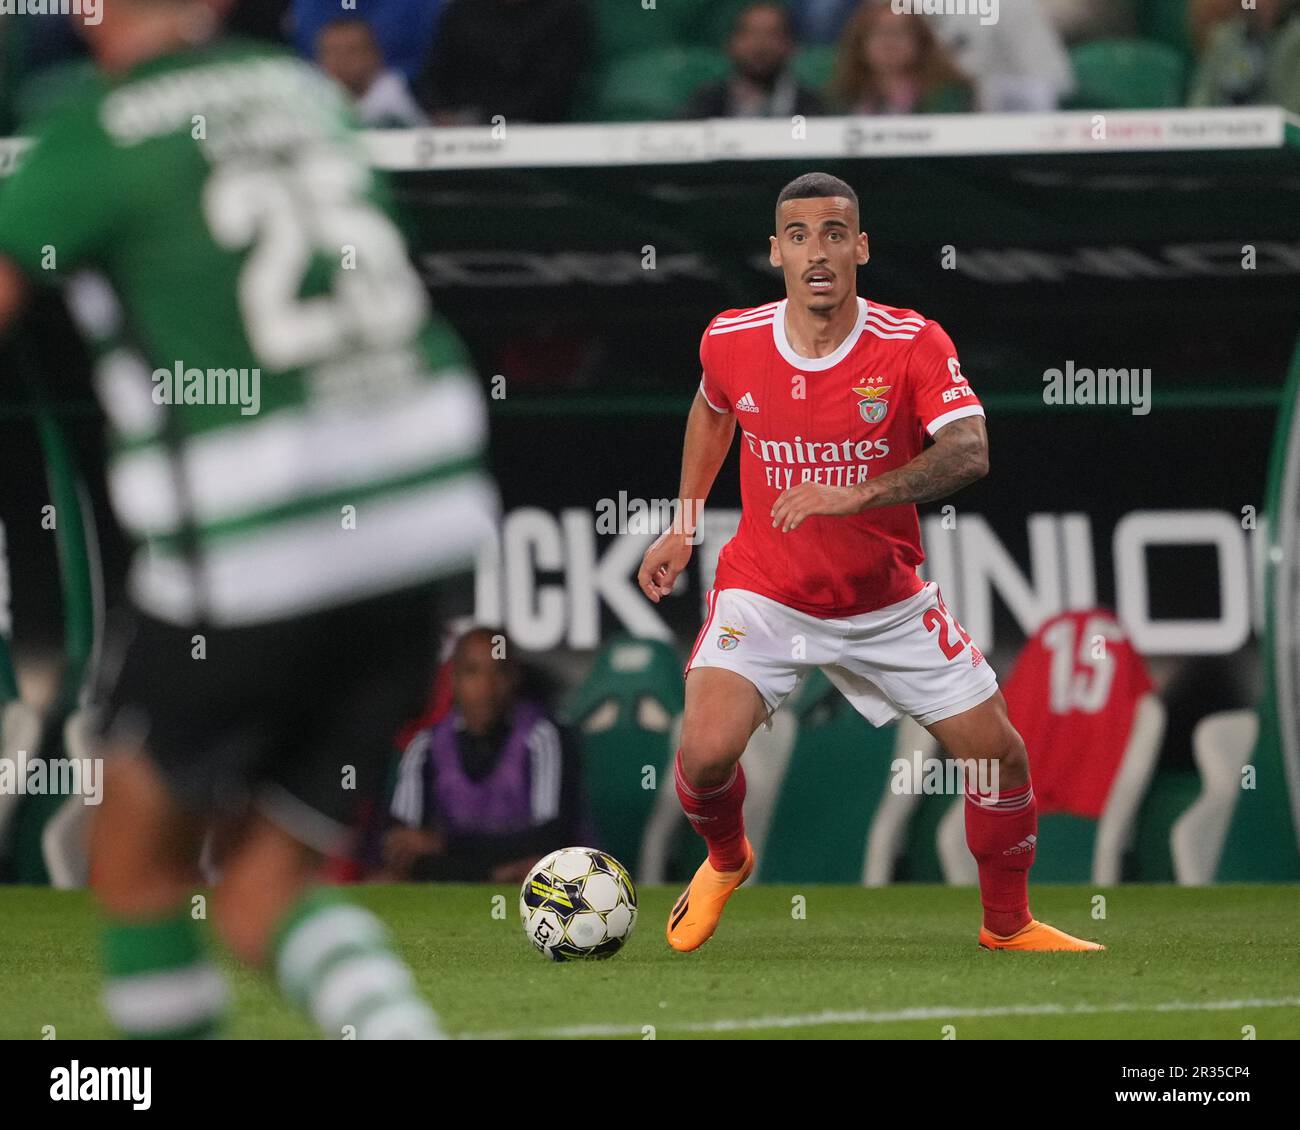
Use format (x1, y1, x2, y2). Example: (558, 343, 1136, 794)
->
(0, 0, 496, 1038)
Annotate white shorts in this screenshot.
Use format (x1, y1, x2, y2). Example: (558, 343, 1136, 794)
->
(684, 581, 998, 728)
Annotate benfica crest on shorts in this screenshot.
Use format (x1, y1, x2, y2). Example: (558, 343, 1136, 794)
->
(716, 625, 746, 651)
(854, 378, 891, 424)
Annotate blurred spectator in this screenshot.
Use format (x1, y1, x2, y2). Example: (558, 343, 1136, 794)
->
(923, 0, 1074, 111)
(292, 0, 442, 82)
(315, 17, 426, 127)
(830, 3, 972, 114)
(682, 3, 826, 119)
(1192, 0, 1248, 50)
(1040, 0, 1137, 44)
(416, 0, 592, 125)
(383, 628, 588, 884)
(1188, 0, 1300, 113)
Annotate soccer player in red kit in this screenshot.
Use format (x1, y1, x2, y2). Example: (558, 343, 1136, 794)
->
(637, 172, 1103, 953)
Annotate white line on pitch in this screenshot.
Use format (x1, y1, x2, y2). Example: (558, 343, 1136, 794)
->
(465, 997, 1300, 1039)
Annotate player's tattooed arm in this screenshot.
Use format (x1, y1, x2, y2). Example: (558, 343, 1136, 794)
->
(856, 415, 989, 509)
(770, 416, 987, 532)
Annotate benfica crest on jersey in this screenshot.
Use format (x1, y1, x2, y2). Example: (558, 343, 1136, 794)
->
(854, 379, 892, 424)
(716, 625, 746, 651)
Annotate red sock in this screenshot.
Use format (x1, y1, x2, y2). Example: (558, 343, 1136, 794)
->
(964, 780, 1035, 936)
(674, 750, 748, 872)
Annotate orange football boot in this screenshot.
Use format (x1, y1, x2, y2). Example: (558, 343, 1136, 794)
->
(979, 919, 1105, 952)
(666, 838, 755, 952)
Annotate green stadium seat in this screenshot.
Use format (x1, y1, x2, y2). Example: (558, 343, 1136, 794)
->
(758, 670, 897, 883)
(674, 0, 759, 48)
(1066, 39, 1188, 110)
(791, 44, 837, 97)
(1137, 0, 1191, 56)
(591, 46, 731, 121)
(565, 635, 684, 870)
(591, 0, 681, 64)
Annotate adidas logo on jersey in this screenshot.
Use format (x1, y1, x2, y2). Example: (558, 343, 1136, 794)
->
(735, 392, 759, 413)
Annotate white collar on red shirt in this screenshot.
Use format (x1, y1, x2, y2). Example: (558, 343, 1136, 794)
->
(772, 296, 869, 371)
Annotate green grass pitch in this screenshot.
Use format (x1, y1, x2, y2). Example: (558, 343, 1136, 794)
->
(2, 884, 1297, 1039)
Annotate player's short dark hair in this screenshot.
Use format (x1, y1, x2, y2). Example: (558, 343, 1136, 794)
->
(776, 173, 859, 223)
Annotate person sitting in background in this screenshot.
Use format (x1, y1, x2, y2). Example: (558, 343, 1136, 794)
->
(830, 3, 972, 115)
(383, 628, 588, 884)
(416, 0, 592, 125)
(292, 0, 442, 83)
(681, 3, 826, 119)
(1188, 0, 1300, 114)
(314, 17, 426, 128)
(921, 0, 1073, 111)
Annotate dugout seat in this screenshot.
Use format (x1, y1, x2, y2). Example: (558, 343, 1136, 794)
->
(1170, 709, 1258, 885)
(1065, 39, 1188, 109)
(937, 609, 1165, 886)
(565, 635, 684, 871)
(756, 669, 896, 883)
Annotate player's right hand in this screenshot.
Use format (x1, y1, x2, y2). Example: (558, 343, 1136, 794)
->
(638, 529, 694, 603)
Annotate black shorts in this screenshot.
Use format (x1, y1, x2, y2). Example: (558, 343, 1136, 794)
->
(94, 585, 443, 854)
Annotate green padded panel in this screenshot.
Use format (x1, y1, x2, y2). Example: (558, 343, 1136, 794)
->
(1031, 812, 1097, 883)
(591, 0, 685, 63)
(1136, 0, 1191, 55)
(791, 44, 836, 95)
(1067, 39, 1188, 109)
(591, 46, 731, 120)
(1131, 769, 1201, 883)
(674, 0, 762, 48)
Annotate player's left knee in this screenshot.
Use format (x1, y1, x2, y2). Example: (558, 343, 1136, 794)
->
(994, 729, 1029, 781)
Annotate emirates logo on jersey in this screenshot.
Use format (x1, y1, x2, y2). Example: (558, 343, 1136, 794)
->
(854, 377, 892, 424)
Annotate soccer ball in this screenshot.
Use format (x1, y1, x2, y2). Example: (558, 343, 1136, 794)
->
(520, 846, 638, 961)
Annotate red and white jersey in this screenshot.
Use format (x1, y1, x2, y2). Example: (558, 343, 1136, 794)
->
(699, 296, 983, 618)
